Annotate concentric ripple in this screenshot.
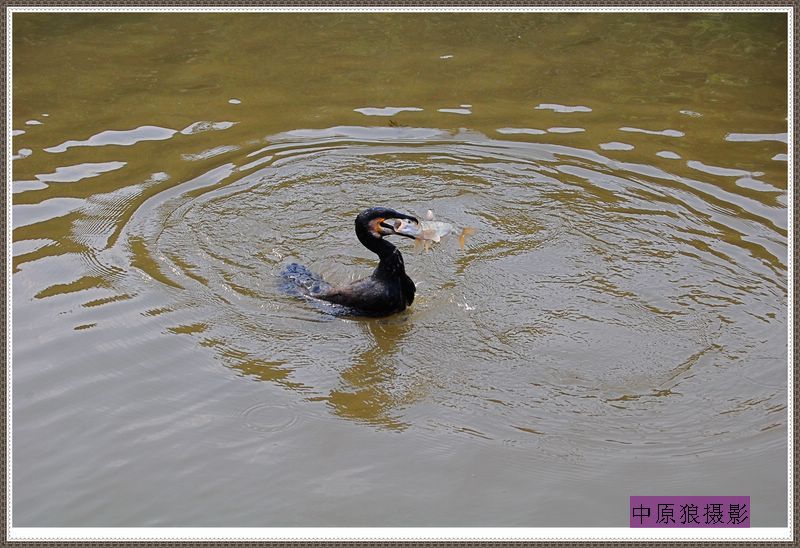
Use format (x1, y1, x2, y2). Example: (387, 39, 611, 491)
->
(30, 125, 778, 457)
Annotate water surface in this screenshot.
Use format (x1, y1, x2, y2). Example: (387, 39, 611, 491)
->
(12, 13, 788, 527)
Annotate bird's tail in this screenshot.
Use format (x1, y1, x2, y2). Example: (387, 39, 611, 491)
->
(279, 262, 332, 296)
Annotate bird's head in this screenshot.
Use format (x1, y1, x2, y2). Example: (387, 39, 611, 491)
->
(355, 207, 421, 240)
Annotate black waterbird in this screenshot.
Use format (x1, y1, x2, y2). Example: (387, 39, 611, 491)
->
(281, 207, 421, 316)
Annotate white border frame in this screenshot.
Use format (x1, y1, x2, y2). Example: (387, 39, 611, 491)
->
(6, 4, 794, 542)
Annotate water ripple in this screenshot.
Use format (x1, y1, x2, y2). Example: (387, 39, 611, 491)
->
(535, 103, 592, 113)
(354, 106, 424, 116)
(15, 125, 787, 454)
(45, 125, 177, 153)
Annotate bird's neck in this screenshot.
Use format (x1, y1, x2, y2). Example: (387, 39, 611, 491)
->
(355, 224, 405, 280)
(356, 224, 397, 259)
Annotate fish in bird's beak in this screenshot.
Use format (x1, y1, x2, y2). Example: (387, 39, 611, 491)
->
(381, 217, 423, 239)
(381, 216, 456, 242)
(374, 208, 471, 248)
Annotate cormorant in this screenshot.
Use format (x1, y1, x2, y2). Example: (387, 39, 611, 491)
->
(281, 207, 421, 316)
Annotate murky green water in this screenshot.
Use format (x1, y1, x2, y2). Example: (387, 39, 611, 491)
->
(12, 13, 788, 527)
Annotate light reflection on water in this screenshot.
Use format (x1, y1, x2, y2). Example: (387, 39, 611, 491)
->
(12, 12, 788, 527)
